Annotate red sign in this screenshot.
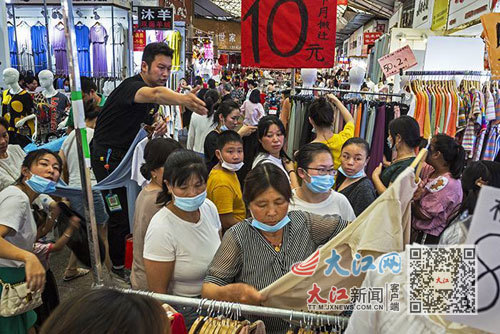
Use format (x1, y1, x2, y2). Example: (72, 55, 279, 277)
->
(133, 25, 146, 52)
(138, 6, 174, 30)
(241, 0, 337, 68)
(338, 0, 347, 5)
(363, 32, 383, 45)
(377, 45, 418, 78)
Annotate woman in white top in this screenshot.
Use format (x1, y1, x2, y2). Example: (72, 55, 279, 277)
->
(289, 142, 356, 220)
(252, 116, 300, 189)
(0, 117, 27, 192)
(143, 149, 221, 327)
(0, 149, 61, 332)
(187, 89, 219, 155)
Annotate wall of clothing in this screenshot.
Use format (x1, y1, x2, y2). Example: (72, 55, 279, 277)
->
(7, 5, 130, 78)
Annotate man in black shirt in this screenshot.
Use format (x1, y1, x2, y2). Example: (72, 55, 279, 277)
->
(91, 42, 206, 279)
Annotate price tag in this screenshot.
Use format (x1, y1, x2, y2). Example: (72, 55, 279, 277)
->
(377, 45, 418, 78)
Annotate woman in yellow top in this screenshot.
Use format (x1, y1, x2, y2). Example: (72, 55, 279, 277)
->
(310, 94, 354, 170)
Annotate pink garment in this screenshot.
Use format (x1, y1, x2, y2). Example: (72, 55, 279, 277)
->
(33, 242, 53, 270)
(412, 165, 463, 236)
(240, 100, 265, 126)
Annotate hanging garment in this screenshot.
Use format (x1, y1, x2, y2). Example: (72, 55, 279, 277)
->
(483, 124, 500, 161)
(8, 25, 17, 68)
(90, 24, 108, 77)
(17, 22, 33, 73)
(32, 92, 70, 140)
(52, 24, 68, 75)
(366, 105, 386, 177)
(260, 166, 416, 311)
(112, 23, 128, 78)
(31, 24, 48, 74)
(166, 31, 182, 71)
(365, 105, 376, 145)
(75, 24, 91, 77)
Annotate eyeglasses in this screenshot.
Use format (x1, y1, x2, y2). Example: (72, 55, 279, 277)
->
(306, 167, 337, 176)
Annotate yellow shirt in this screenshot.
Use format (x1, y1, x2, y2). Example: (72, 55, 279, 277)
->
(207, 168, 246, 222)
(320, 122, 355, 170)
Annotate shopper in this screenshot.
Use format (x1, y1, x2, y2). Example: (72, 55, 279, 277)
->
(240, 89, 265, 126)
(230, 76, 245, 105)
(40, 288, 169, 334)
(187, 89, 219, 156)
(202, 163, 349, 333)
(0, 149, 62, 333)
(372, 116, 421, 194)
(412, 134, 465, 244)
(252, 116, 299, 189)
(221, 83, 233, 102)
(131, 137, 182, 290)
(310, 94, 355, 170)
(335, 138, 377, 216)
(279, 89, 291, 131)
(144, 150, 221, 327)
(207, 131, 246, 232)
(91, 42, 206, 279)
(245, 79, 257, 100)
(65, 77, 106, 133)
(290, 143, 356, 220)
(0, 117, 26, 191)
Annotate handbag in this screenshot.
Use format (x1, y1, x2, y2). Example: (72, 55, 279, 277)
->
(0, 278, 43, 317)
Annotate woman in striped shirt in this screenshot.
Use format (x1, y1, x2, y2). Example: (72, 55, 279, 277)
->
(202, 163, 350, 333)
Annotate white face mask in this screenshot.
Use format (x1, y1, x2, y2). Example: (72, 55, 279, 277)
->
(222, 159, 244, 172)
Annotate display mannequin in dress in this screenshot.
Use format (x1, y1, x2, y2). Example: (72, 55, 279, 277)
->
(3, 68, 23, 95)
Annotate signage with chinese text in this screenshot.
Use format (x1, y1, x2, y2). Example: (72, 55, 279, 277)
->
(133, 24, 146, 51)
(413, 0, 435, 29)
(377, 45, 418, 78)
(160, 0, 193, 24)
(241, 0, 337, 68)
(363, 32, 383, 45)
(138, 6, 174, 30)
(431, 0, 449, 30)
(193, 18, 241, 51)
(447, 0, 489, 30)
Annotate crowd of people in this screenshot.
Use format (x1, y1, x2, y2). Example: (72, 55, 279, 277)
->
(1, 41, 500, 333)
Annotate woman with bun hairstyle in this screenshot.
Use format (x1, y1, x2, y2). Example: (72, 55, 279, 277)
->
(187, 89, 220, 156)
(372, 115, 422, 194)
(130, 138, 182, 290)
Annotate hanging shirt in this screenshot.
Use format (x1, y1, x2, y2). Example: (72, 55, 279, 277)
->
(90, 24, 108, 77)
(31, 24, 48, 74)
(52, 24, 68, 75)
(8, 25, 17, 68)
(112, 23, 128, 77)
(75, 24, 91, 77)
(17, 22, 33, 73)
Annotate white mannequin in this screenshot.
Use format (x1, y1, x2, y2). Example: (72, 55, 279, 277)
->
(38, 70, 58, 98)
(348, 66, 366, 92)
(2, 68, 22, 95)
(300, 68, 317, 95)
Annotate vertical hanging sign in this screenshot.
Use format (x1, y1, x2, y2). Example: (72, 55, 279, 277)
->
(431, 0, 449, 30)
(241, 0, 337, 68)
(481, 13, 500, 80)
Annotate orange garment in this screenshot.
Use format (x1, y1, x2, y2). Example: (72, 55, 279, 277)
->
(423, 90, 431, 139)
(354, 104, 363, 137)
(434, 88, 442, 135)
(447, 91, 458, 137)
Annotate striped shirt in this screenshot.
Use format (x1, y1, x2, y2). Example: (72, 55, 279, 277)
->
(204, 210, 349, 333)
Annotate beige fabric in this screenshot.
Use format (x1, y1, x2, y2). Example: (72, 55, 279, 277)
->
(0, 280, 42, 317)
(260, 167, 417, 312)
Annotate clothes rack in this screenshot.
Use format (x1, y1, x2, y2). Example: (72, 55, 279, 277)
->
(119, 289, 349, 329)
(292, 86, 405, 98)
(405, 70, 491, 76)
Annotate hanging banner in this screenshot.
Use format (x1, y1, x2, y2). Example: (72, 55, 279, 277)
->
(363, 32, 383, 45)
(138, 6, 174, 30)
(133, 25, 146, 51)
(481, 13, 500, 80)
(241, 0, 337, 68)
(193, 18, 241, 51)
(431, 0, 450, 30)
(447, 0, 490, 31)
(161, 0, 193, 24)
(378, 45, 418, 78)
(413, 0, 435, 29)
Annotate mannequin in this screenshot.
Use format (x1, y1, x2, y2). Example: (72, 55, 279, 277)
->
(300, 68, 317, 95)
(33, 70, 70, 142)
(348, 66, 366, 92)
(1, 68, 35, 144)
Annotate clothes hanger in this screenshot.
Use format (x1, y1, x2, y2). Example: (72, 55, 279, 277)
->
(411, 147, 429, 183)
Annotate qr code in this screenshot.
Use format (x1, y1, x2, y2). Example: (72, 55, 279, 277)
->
(407, 245, 477, 315)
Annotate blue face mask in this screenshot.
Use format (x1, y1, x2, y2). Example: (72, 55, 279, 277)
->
(220, 125, 229, 131)
(338, 166, 365, 179)
(25, 174, 57, 194)
(251, 214, 291, 233)
(305, 174, 335, 193)
(173, 191, 207, 212)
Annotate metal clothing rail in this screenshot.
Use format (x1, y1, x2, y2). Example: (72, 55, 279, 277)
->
(405, 70, 491, 76)
(293, 86, 405, 98)
(120, 289, 349, 328)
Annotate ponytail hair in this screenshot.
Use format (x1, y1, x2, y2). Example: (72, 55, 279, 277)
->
(203, 89, 220, 118)
(432, 134, 465, 179)
(388, 115, 422, 149)
(213, 100, 239, 126)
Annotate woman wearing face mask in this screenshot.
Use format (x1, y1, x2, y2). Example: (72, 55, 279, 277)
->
(130, 137, 182, 290)
(0, 149, 62, 333)
(289, 143, 356, 220)
(372, 116, 421, 195)
(252, 116, 300, 189)
(143, 149, 221, 328)
(207, 131, 247, 232)
(335, 138, 377, 216)
(204, 100, 257, 171)
(202, 163, 349, 333)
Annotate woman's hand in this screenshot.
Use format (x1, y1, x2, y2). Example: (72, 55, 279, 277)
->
(282, 158, 295, 173)
(237, 125, 257, 137)
(24, 253, 46, 292)
(326, 93, 340, 105)
(237, 283, 266, 305)
(69, 216, 81, 230)
(372, 163, 383, 179)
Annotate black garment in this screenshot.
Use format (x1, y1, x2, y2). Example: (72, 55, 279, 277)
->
(182, 108, 193, 129)
(221, 94, 232, 102)
(237, 131, 259, 186)
(299, 104, 314, 148)
(90, 143, 130, 267)
(93, 74, 158, 150)
(204, 130, 219, 171)
(35, 269, 59, 328)
(334, 176, 377, 216)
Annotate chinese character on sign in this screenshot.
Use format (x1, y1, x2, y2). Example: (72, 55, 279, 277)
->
(305, 44, 325, 62)
(324, 249, 349, 276)
(158, 8, 171, 21)
(218, 32, 226, 41)
(368, 287, 384, 303)
(307, 283, 328, 304)
(229, 33, 236, 43)
(141, 8, 155, 20)
(318, 7, 328, 19)
(138, 7, 174, 30)
(350, 287, 367, 303)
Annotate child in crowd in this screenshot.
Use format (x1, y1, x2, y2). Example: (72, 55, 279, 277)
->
(412, 134, 465, 244)
(240, 89, 265, 126)
(206, 130, 247, 232)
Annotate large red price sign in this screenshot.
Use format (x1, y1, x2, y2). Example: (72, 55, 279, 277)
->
(241, 0, 337, 68)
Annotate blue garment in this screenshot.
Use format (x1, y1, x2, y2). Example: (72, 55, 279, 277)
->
(57, 78, 65, 89)
(75, 24, 91, 77)
(360, 101, 368, 139)
(8, 26, 17, 68)
(31, 25, 48, 74)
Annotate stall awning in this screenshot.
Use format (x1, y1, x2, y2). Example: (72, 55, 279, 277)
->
(194, 0, 235, 20)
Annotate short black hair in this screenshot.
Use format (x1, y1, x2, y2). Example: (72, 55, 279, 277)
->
(213, 100, 239, 125)
(140, 138, 182, 180)
(142, 42, 174, 68)
(25, 76, 37, 85)
(17, 149, 63, 183)
(223, 83, 233, 92)
(460, 161, 500, 215)
(309, 97, 334, 128)
(216, 130, 243, 151)
(83, 100, 100, 121)
(295, 142, 332, 170)
(81, 77, 97, 94)
(249, 89, 261, 104)
(208, 79, 216, 89)
(388, 115, 422, 148)
(342, 137, 370, 157)
(0, 117, 9, 131)
(243, 163, 292, 205)
(257, 116, 288, 159)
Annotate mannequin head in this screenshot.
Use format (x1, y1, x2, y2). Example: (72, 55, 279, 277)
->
(38, 70, 55, 90)
(348, 66, 366, 91)
(3, 68, 20, 86)
(301, 69, 317, 89)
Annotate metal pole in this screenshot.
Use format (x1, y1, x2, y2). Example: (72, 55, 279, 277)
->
(111, 5, 116, 86)
(11, 4, 20, 71)
(290, 68, 296, 96)
(119, 289, 349, 328)
(293, 86, 404, 98)
(60, 0, 104, 287)
(127, 2, 134, 77)
(42, 0, 53, 72)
